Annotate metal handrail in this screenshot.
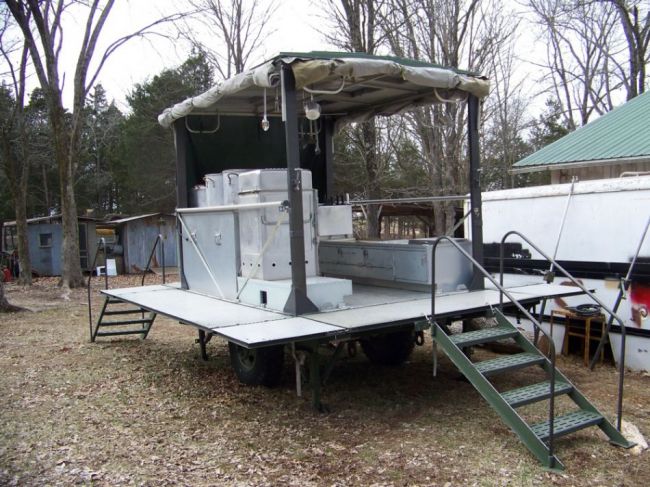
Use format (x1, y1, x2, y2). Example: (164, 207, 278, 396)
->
(500, 230, 627, 430)
(141, 234, 166, 286)
(87, 237, 107, 341)
(430, 236, 558, 466)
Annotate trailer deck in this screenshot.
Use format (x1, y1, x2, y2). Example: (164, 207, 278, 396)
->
(101, 282, 583, 348)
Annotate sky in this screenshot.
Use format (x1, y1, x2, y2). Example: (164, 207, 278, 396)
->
(3, 1, 561, 116)
(48, 0, 335, 111)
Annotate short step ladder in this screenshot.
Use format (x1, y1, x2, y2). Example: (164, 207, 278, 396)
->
(432, 308, 632, 470)
(91, 296, 157, 342)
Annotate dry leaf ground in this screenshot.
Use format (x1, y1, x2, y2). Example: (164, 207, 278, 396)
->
(1, 276, 649, 486)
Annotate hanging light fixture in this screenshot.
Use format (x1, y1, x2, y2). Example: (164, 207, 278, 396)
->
(304, 94, 321, 121)
(261, 88, 270, 131)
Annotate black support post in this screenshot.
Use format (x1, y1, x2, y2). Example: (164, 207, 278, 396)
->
(324, 118, 335, 201)
(467, 94, 484, 291)
(281, 64, 318, 315)
(173, 122, 190, 290)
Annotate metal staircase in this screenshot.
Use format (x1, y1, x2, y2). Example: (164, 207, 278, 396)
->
(91, 297, 157, 341)
(432, 307, 631, 470)
(87, 235, 165, 342)
(429, 235, 634, 470)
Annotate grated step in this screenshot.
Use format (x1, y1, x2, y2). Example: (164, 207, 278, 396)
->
(530, 410, 603, 442)
(103, 309, 147, 316)
(95, 329, 148, 337)
(501, 381, 573, 408)
(450, 326, 518, 347)
(98, 319, 152, 327)
(475, 352, 544, 377)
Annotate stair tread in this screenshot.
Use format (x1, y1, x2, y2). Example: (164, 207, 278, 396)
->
(502, 381, 573, 408)
(475, 352, 544, 376)
(450, 326, 517, 347)
(530, 410, 603, 442)
(99, 318, 152, 326)
(103, 309, 147, 315)
(95, 329, 149, 337)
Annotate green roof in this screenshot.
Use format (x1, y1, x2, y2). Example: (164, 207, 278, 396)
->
(513, 91, 650, 172)
(276, 51, 478, 76)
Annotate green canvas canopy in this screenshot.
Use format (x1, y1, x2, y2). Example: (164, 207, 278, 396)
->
(158, 51, 489, 129)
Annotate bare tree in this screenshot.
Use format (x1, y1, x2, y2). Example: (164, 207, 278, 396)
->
(182, 0, 277, 78)
(609, 0, 650, 100)
(383, 0, 513, 233)
(0, 9, 32, 285)
(482, 38, 531, 190)
(527, 0, 623, 128)
(323, 0, 387, 238)
(5, 0, 186, 288)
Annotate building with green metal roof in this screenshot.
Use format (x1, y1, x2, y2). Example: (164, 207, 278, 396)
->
(512, 91, 650, 184)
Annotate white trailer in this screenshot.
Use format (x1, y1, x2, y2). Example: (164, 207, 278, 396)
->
(471, 176, 650, 370)
(86, 52, 633, 469)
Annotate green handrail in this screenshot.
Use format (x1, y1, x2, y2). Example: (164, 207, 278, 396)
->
(430, 235, 559, 469)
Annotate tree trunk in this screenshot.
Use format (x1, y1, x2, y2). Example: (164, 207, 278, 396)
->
(362, 120, 381, 239)
(50, 102, 84, 288)
(13, 187, 32, 285)
(60, 155, 84, 288)
(0, 278, 23, 313)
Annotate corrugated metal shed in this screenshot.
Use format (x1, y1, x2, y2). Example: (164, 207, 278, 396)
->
(513, 91, 650, 173)
(106, 213, 177, 273)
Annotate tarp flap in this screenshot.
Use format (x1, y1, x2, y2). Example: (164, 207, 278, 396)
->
(158, 54, 489, 128)
(158, 62, 279, 128)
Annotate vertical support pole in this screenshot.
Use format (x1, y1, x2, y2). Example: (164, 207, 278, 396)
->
(281, 64, 317, 315)
(198, 329, 208, 361)
(309, 343, 323, 411)
(324, 118, 335, 201)
(173, 122, 190, 289)
(467, 94, 484, 291)
(173, 121, 190, 209)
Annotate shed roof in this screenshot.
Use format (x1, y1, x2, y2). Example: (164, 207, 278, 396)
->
(106, 213, 174, 225)
(158, 51, 489, 129)
(512, 91, 650, 173)
(3, 214, 102, 227)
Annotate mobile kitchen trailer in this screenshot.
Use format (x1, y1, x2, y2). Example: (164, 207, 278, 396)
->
(87, 52, 632, 469)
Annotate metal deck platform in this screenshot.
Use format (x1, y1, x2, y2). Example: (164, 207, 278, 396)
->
(101, 281, 584, 348)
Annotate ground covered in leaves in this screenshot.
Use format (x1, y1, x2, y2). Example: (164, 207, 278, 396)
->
(1, 276, 649, 485)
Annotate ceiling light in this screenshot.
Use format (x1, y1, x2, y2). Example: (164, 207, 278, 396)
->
(304, 99, 321, 121)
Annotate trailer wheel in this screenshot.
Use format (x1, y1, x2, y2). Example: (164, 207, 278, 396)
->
(360, 328, 415, 366)
(228, 342, 285, 387)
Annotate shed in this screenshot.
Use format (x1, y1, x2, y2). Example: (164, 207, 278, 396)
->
(512, 91, 650, 183)
(103, 213, 177, 274)
(1, 214, 102, 276)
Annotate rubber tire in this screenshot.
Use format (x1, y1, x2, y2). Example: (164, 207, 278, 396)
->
(228, 342, 285, 387)
(360, 328, 415, 366)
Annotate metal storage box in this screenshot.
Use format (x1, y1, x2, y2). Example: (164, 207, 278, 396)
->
(237, 169, 317, 281)
(319, 238, 473, 293)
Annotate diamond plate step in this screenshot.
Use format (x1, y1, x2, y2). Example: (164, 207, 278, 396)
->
(475, 352, 545, 376)
(502, 381, 573, 408)
(450, 327, 518, 347)
(530, 410, 603, 442)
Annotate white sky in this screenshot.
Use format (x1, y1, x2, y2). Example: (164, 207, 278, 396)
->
(50, 0, 335, 111)
(3, 1, 565, 116)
